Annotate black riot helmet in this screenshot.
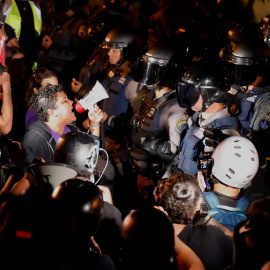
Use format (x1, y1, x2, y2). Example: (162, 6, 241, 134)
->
(52, 178, 104, 240)
(176, 60, 230, 112)
(133, 45, 173, 86)
(217, 22, 248, 51)
(220, 35, 270, 85)
(259, 14, 270, 48)
(121, 207, 176, 270)
(53, 131, 99, 178)
(99, 27, 143, 62)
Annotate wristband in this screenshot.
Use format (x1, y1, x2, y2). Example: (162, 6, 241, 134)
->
(88, 124, 100, 130)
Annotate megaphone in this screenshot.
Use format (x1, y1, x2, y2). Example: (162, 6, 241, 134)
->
(27, 162, 78, 194)
(74, 80, 109, 113)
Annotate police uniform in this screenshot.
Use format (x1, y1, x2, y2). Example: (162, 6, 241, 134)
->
(101, 61, 135, 116)
(175, 106, 241, 175)
(130, 88, 188, 173)
(121, 87, 188, 199)
(227, 83, 270, 166)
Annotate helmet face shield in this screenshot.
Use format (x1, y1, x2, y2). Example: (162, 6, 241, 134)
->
(223, 61, 258, 86)
(176, 81, 200, 108)
(133, 55, 167, 85)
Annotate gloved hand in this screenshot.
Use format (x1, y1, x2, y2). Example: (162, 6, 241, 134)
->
(140, 135, 174, 163)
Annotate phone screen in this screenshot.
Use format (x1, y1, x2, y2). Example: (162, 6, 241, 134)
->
(198, 158, 212, 170)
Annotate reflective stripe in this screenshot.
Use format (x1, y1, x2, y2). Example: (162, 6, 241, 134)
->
(29, 1, 42, 35)
(5, 0, 21, 39)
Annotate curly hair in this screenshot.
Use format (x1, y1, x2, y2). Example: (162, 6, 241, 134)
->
(158, 173, 202, 224)
(25, 67, 57, 106)
(29, 84, 66, 122)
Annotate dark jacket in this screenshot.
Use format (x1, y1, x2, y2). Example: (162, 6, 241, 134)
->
(21, 121, 80, 165)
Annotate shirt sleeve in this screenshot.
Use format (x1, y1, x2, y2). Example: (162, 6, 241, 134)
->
(165, 104, 188, 151)
(4, 23, 16, 42)
(125, 80, 143, 100)
(251, 92, 270, 132)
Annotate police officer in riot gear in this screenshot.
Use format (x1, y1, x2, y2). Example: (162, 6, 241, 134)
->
(220, 28, 270, 177)
(71, 27, 144, 132)
(167, 60, 241, 177)
(104, 44, 189, 202)
(99, 27, 144, 117)
(129, 45, 189, 173)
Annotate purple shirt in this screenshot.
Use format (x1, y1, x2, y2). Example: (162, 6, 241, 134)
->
(25, 107, 38, 129)
(47, 125, 71, 143)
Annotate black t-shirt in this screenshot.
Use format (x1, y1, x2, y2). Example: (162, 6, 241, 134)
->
(212, 191, 241, 207)
(96, 202, 122, 264)
(178, 224, 233, 270)
(3, 23, 16, 43)
(15, 0, 38, 60)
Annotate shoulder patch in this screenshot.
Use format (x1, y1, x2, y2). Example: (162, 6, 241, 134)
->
(176, 117, 187, 131)
(265, 105, 270, 121)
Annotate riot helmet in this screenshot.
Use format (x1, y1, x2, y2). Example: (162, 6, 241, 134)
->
(176, 60, 230, 112)
(211, 136, 259, 188)
(52, 178, 104, 239)
(217, 21, 261, 50)
(53, 131, 99, 178)
(100, 27, 136, 49)
(121, 207, 176, 270)
(133, 45, 173, 86)
(259, 14, 270, 47)
(220, 36, 270, 85)
(99, 27, 143, 62)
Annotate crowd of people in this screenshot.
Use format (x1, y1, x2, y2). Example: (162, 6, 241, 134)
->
(0, 0, 270, 269)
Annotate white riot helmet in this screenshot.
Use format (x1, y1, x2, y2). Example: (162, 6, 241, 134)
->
(211, 136, 259, 188)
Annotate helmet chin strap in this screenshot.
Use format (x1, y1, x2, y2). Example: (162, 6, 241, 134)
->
(201, 88, 225, 112)
(115, 50, 124, 67)
(201, 102, 210, 112)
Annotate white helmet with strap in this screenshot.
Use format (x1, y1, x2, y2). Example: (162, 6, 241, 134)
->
(211, 136, 259, 188)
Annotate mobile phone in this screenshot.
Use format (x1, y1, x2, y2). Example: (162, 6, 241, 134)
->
(197, 158, 212, 170)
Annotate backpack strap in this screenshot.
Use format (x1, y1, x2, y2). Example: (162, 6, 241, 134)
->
(215, 205, 242, 211)
(202, 192, 220, 208)
(236, 196, 249, 212)
(203, 192, 248, 217)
